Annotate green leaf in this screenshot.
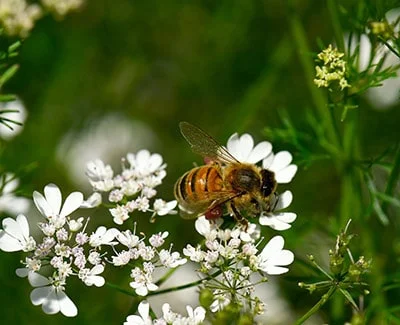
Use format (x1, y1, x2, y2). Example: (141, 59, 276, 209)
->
(0, 64, 19, 87)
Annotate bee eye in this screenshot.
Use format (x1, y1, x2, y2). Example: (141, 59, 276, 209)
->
(260, 169, 276, 197)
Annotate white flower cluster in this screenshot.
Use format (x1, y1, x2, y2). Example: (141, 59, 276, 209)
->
(0, 0, 42, 37)
(183, 217, 294, 315)
(85, 150, 177, 225)
(111, 229, 187, 296)
(0, 0, 84, 37)
(124, 301, 206, 325)
(0, 182, 186, 317)
(0, 183, 111, 316)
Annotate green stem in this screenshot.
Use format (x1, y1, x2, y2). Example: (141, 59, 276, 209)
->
(327, 0, 345, 52)
(382, 145, 400, 212)
(287, 0, 342, 153)
(295, 285, 337, 325)
(155, 267, 178, 286)
(147, 270, 223, 297)
(106, 282, 137, 297)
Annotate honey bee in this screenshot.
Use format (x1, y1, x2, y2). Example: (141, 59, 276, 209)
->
(174, 121, 277, 226)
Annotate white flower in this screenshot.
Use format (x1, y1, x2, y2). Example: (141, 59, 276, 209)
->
(117, 229, 140, 248)
(0, 214, 36, 252)
(130, 267, 158, 296)
(126, 150, 166, 178)
(195, 216, 220, 240)
(262, 151, 297, 184)
(89, 226, 119, 247)
(185, 305, 206, 324)
(79, 264, 105, 287)
(80, 192, 102, 208)
(256, 236, 294, 275)
(29, 272, 78, 317)
(124, 301, 153, 325)
(85, 159, 114, 191)
(158, 249, 187, 268)
(259, 191, 297, 230)
(0, 173, 31, 215)
(33, 184, 83, 227)
(161, 303, 206, 325)
(153, 199, 177, 216)
(227, 133, 272, 163)
(149, 231, 168, 248)
(183, 244, 205, 262)
(110, 204, 130, 225)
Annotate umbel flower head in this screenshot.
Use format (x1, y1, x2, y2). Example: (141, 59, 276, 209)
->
(314, 44, 350, 90)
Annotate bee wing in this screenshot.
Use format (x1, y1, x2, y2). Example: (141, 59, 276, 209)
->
(178, 190, 241, 219)
(179, 121, 240, 165)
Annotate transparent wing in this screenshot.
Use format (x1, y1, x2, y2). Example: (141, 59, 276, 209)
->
(179, 121, 240, 165)
(178, 190, 240, 219)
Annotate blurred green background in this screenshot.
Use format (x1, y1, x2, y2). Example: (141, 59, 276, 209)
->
(1, 0, 400, 324)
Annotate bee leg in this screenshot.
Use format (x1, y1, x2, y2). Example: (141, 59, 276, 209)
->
(228, 201, 248, 231)
(271, 192, 280, 211)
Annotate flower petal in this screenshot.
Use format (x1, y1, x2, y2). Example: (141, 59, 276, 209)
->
(262, 153, 274, 169)
(57, 290, 78, 317)
(30, 286, 53, 306)
(263, 265, 290, 275)
(2, 217, 24, 241)
(33, 191, 53, 218)
(138, 301, 150, 320)
(275, 165, 298, 183)
(275, 191, 293, 210)
(246, 141, 272, 164)
(261, 236, 284, 259)
(44, 184, 62, 215)
(269, 151, 293, 172)
(28, 272, 50, 287)
(238, 134, 254, 160)
(60, 192, 84, 218)
(0, 230, 22, 251)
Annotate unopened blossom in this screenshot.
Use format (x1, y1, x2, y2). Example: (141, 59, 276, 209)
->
(149, 232, 168, 248)
(314, 44, 350, 90)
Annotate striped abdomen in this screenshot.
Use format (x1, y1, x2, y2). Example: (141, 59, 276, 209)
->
(174, 165, 223, 205)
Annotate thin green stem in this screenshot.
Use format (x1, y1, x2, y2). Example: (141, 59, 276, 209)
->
(106, 282, 137, 297)
(327, 0, 345, 52)
(382, 145, 400, 212)
(287, 0, 342, 154)
(147, 270, 223, 297)
(295, 285, 337, 325)
(155, 267, 178, 286)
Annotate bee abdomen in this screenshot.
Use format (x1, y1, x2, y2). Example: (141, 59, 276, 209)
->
(174, 166, 222, 203)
